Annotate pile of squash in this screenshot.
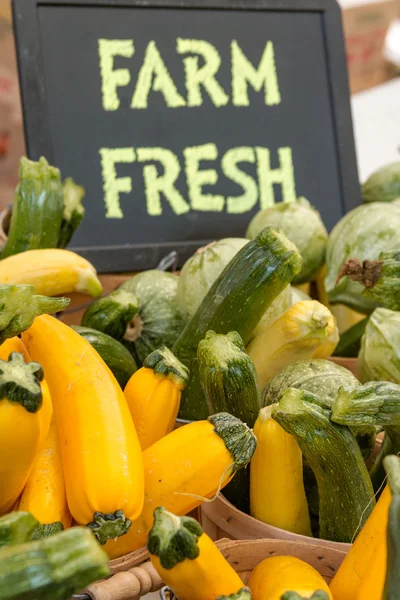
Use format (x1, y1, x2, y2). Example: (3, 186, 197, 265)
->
(0, 155, 400, 599)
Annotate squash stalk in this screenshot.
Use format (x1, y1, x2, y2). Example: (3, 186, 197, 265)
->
(383, 455, 400, 599)
(58, 178, 85, 249)
(281, 593, 329, 600)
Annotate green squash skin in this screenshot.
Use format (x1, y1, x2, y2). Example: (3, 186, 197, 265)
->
(383, 455, 400, 600)
(198, 330, 261, 513)
(0, 527, 109, 600)
(2, 157, 64, 258)
(332, 317, 369, 358)
(281, 593, 329, 600)
(370, 427, 400, 495)
(325, 203, 400, 314)
(121, 271, 186, 367)
(331, 381, 400, 428)
(174, 227, 302, 421)
(177, 238, 249, 321)
(246, 199, 328, 285)
(57, 178, 85, 249)
(262, 359, 360, 408)
(72, 326, 137, 388)
(0, 513, 39, 549)
(272, 390, 375, 543)
(81, 288, 139, 341)
(358, 308, 400, 384)
(362, 161, 400, 204)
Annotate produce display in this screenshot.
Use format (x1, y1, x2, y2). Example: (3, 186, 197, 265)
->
(1, 156, 400, 599)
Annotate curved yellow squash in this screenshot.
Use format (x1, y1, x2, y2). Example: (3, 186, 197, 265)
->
(330, 484, 391, 600)
(22, 315, 144, 543)
(0, 248, 102, 297)
(105, 413, 256, 558)
(355, 539, 386, 600)
(124, 346, 189, 450)
(248, 555, 332, 600)
(0, 337, 52, 449)
(149, 507, 245, 600)
(19, 417, 72, 530)
(250, 406, 312, 536)
(0, 342, 50, 516)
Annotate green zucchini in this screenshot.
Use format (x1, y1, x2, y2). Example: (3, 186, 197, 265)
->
(383, 455, 400, 599)
(0, 526, 109, 600)
(198, 330, 261, 513)
(58, 178, 85, 248)
(0, 512, 39, 549)
(2, 157, 64, 258)
(272, 388, 375, 543)
(332, 317, 369, 358)
(72, 325, 137, 388)
(371, 427, 400, 495)
(121, 270, 186, 366)
(174, 227, 302, 420)
(82, 287, 139, 341)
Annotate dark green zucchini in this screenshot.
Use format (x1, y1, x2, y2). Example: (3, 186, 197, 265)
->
(121, 270, 186, 366)
(198, 330, 261, 513)
(0, 526, 109, 600)
(332, 317, 369, 358)
(82, 287, 139, 341)
(0, 512, 39, 549)
(383, 455, 400, 600)
(272, 388, 375, 543)
(72, 325, 137, 388)
(174, 227, 302, 420)
(2, 157, 64, 258)
(58, 178, 85, 248)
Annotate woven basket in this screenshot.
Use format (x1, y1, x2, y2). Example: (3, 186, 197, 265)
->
(83, 538, 346, 600)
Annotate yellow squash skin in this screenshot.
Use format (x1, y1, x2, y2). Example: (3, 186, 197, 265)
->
(124, 347, 189, 450)
(330, 484, 391, 600)
(248, 555, 332, 600)
(19, 417, 72, 530)
(355, 539, 386, 600)
(149, 509, 245, 600)
(250, 407, 312, 536)
(0, 248, 102, 297)
(22, 315, 144, 539)
(105, 415, 256, 559)
(0, 337, 52, 449)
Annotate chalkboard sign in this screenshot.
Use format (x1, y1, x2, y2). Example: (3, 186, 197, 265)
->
(12, 0, 360, 273)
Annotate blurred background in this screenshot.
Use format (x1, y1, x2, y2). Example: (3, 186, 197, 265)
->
(0, 0, 399, 207)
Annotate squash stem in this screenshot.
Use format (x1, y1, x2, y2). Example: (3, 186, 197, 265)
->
(86, 510, 131, 545)
(217, 588, 252, 600)
(281, 593, 330, 600)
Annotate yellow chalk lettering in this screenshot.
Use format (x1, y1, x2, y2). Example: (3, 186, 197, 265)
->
(99, 148, 135, 218)
(131, 41, 186, 109)
(221, 147, 258, 214)
(256, 146, 296, 209)
(98, 39, 134, 111)
(231, 40, 281, 107)
(137, 148, 189, 216)
(184, 144, 224, 211)
(177, 39, 229, 107)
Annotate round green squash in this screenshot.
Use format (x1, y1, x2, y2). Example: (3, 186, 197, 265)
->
(362, 161, 400, 204)
(358, 307, 400, 384)
(246, 199, 328, 284)
(325, 202, 400, 314)
(121, 270, 186, 366)
(177, 238, 249, 320)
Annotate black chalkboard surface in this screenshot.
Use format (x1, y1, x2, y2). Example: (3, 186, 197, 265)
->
(12, 0, 360, 272)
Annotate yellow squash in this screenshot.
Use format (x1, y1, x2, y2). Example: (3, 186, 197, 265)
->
(248, 555, 332, 600)
(22, 314, 144, 544)
(247, 300, 338, 389)
(124, 346, 189, 450)
(0, 248, 102, 297)
(250, 406, 311, 536)
(19, 416, 72, 534)
(0, 337, 52, 449)
(148, 507, 248, 600)
(329, 484, 391, 600)
(355, 540, 386, 600)
(0, 352, 47, 516)
(105, 413, 257, 559)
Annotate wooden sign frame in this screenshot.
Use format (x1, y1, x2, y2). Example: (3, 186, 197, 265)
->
(12, 0, 360, 273)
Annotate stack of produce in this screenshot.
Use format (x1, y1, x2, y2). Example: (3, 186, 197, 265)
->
(0, 153, 400, 599)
